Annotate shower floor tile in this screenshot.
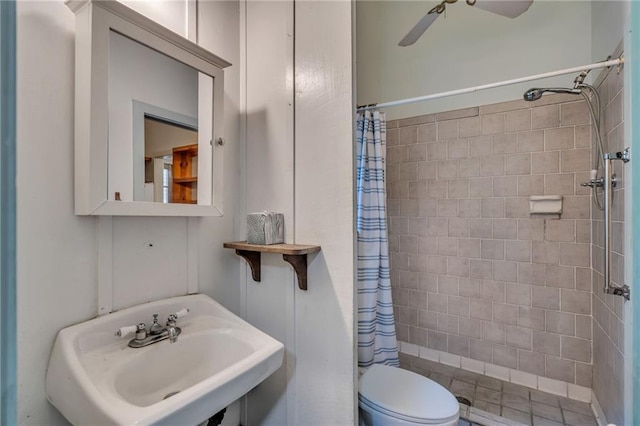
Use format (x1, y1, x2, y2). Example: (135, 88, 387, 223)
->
(399, 353, 599, 426)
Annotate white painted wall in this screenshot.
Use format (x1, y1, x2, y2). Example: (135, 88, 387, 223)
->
(356, 0, 592, 119)
(194, 0, 243, 318)
(241, 0, 356, 423)
(17, 5, 96, 423)
(16, 1, 241, 424)
(293, 1, 356, 422)
(242, 1, 295, 423)
(120, 0, 188, 37)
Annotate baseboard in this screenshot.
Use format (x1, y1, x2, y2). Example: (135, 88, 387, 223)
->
(590, 390, 609, 426)
(398, 341, 592, 403)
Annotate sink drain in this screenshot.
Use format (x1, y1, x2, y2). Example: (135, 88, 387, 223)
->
(164, 391, 180, 400)
(456, 396, 471, 406)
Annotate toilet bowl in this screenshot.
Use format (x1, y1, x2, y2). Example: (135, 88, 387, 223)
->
(358, 364, 459, 426)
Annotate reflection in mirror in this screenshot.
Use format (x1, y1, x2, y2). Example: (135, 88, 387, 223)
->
(143, 116, 198, 204)
(108, 30, 213, 205)
(132, 101, 199, 204)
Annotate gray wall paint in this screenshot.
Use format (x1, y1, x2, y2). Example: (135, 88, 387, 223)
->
(356, 1, 591, 120)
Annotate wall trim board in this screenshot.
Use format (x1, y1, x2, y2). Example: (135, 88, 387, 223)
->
(238, 0, 248, 419)
(187, 217, 198, 294)
(243, 0, 296, 423)
(293, 1, 355, 423)
(97, 216, 113, 315)
(285, 3, 296, 423)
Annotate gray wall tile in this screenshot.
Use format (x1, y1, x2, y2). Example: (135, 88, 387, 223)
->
(389, 93, 600, 388)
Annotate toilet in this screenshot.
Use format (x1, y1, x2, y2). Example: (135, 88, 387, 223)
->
(358, 364, 459, 426)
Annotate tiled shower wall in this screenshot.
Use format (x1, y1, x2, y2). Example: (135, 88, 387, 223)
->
(387, 93, 594, 387)
(591, 58, 626, 425)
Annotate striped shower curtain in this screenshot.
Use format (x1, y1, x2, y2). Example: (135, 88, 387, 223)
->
(356, 110, 399, 368)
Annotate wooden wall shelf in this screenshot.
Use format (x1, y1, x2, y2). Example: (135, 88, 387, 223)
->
(172, 143, 198, 204)
(223, 241, 321, 290)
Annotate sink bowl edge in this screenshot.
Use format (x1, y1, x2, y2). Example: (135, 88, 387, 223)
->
(46, 294, 286, 425)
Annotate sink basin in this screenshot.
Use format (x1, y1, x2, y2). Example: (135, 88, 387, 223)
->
(46, 294, 284, 425)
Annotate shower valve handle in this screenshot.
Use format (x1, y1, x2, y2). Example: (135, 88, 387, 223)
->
(581, 178, 604, 188)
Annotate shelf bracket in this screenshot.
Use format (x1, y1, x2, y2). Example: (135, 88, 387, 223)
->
(224, 242, 320, 291)
(235, 250, 261, 282)
(282, 254, 308, 291)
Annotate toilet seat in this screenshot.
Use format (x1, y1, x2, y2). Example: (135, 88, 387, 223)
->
(359, 364, 459, 424)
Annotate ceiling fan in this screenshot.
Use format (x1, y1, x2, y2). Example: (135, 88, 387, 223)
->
(399, 0, 534, 46)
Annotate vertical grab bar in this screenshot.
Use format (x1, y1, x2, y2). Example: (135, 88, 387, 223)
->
(603, 153, 613, 295)
(602, 148, 630, 300)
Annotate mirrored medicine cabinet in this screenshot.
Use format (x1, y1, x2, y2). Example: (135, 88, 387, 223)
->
(67, 0, 231, 216)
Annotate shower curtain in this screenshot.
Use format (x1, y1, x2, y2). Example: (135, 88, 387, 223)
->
(356, 110, 399, 368)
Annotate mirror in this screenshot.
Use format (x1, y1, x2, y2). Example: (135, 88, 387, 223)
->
(68, 0, 231, 216)
(109, 30, 212, 205)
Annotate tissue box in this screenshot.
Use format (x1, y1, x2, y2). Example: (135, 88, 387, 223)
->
(247, 212, 284, 245)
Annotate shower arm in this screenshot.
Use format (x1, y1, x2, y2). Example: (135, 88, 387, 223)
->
(602, 148, 631, 300)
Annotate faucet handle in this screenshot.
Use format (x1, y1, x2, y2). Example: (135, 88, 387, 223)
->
(115, 323, 146, 338)
(115, 325, 137, 337)
(172, 308, 190, 319)
(167, 308, 189, 326)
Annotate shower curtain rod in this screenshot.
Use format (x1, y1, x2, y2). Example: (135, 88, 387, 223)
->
(357, 57, 624, 111)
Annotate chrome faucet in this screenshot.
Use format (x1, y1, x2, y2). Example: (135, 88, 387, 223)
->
(115, 309, 189, 348)
(166, 313, 180, 343)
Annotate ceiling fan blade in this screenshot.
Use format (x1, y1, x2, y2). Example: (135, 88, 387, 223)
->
(398, 12, 440, 46)
(472, 0, 533, 18)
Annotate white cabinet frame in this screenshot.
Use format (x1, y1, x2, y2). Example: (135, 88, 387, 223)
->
(67, 0, 231, 216)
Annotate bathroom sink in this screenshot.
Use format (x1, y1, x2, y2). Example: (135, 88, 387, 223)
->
(46, 294, 284, 425)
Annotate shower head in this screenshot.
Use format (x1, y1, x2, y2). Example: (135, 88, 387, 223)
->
(523, 87, 583, 102)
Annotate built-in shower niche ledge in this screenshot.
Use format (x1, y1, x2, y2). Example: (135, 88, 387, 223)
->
(223, 241, 321, 290)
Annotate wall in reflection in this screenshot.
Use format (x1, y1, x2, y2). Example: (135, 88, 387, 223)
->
(143, 117, 198, 203)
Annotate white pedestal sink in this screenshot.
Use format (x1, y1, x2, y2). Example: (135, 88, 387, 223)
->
(46, 294, 284, 425)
